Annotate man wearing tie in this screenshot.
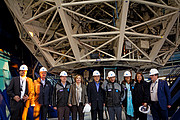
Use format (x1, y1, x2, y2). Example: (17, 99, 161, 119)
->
(149, 68, 171, 120)
(7, 65, 35, 120)
(87, 70, 105, 120)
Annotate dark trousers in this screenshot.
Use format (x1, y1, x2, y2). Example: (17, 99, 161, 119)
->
(151, 101, 168, 120)
(33, 104, 48, 120)
(57, 106, 70, 120)
(107, 106, 122, 120)
(126, 115, 134, 120)
(134, 107, 147, 120)
(40, 105, 48, 120)
(91, 109, 103, 120)
(10, 100, 24, 120)
(91, 101, 103, 120)
(71, 103, 84, 120)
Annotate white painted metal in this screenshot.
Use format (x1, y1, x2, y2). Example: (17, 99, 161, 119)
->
(4, 0, 180, 72)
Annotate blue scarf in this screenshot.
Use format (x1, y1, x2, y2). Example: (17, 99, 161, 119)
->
(126, 83, 134, 117)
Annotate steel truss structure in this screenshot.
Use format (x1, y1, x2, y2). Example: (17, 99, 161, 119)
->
(4, 0, 180, 73)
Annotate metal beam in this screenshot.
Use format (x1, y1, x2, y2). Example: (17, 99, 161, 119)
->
(55, 48, 72, 65)
(80, 41, 116, 58)
(117, 0, 129, 59)
(61, 0, 118, 7)
(72, 31, 120, 37)
(41, 47, 75, 60)
(126, 11, 177, 31)
(63, 7, 119, 31)
(125, 31, 162, 38)
(40, 10, 57, 43)
(23, 6, 56, 24)
(81, 35, 119, 59)
(40, 36, 68, 46)
(124, 35, 150, 60)
(55, 0, 81, 61)
(162, 38, 180, 65)
(5, 0, 56, 67)
(149, 12, 179, 61)
(131, 0, 179, 10)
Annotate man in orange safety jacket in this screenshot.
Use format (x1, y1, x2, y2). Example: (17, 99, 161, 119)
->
(33, 67, 52, 120)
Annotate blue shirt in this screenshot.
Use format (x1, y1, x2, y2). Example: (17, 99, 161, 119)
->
(95, 81, 100, 92)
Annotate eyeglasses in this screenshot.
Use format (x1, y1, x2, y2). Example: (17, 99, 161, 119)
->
(150, 75, 156, 77)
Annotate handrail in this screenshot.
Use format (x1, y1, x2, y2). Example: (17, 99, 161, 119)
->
(170, 107, 180, 120)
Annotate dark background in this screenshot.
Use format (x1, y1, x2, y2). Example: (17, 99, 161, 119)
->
(0, 0, 36, 71)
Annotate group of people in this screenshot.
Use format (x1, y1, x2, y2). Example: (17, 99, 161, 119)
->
(7, 64, 171, 120)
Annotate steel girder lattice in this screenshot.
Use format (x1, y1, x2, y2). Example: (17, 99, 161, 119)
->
(4, 0, 180, 73)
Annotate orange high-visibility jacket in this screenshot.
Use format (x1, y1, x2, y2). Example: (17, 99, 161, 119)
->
(22, 77, 35, 120)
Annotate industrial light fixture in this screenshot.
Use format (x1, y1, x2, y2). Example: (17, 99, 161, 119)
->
(29, 31, 33, 37)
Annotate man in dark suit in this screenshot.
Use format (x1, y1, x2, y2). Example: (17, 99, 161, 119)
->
(149, 68, 171, 120)
(7, 65, 35, 120)
(87, 70, 105, 120)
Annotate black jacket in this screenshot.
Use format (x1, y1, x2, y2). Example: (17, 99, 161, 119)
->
(53, 81, 71, 107)
(87, 81, 105, 110)
(7, 76, 29, 109)
(121, 80, 135, 108)
(34, 78, 52, 105)
(132, 81, 150, 109)
(102, 80, 125, 107)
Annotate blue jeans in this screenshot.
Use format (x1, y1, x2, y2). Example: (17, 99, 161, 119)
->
(107, 106, 122, 120)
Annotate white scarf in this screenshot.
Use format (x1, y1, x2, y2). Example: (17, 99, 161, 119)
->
(20, 76, 26, 99)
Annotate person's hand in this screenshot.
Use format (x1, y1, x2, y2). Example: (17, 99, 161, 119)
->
(49, 105, 51, 107)
(68, 104, 72, 107)
(143, 103, 147, 107)
(14, 96, 20, 102)
(23, 94, 29, 102)
(53, 107, 57, 110)
(121, 105, 123, 108)
(31, 104, 35, 107)
(89, 103, 91, 106)
(167, 105, 171, 108)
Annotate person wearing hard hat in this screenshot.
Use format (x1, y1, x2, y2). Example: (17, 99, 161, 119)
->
(52, 71, 71, 120)
(102, 71, 125, 120)
(121, 71, 135, 120)
(33, 67, 52, 120)
(87, 70, 105, 120)
(7, 65, 35, 120)
(68, 75, 88, 120)
(149, 68, 171, 120)
(133, 72, 150, 120)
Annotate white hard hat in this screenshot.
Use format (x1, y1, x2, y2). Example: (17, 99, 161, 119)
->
(60, 71, 68, 76)
(108, 71, 116, 77)
(149, 68, 159, 75)
(19, 65, 28, 70)
(83, 104, 91, 113)
(124, 71, 131, 77)
(39, 67, 47, 72)
(93, 70, 100, 76)
(139, 105, 150, 114)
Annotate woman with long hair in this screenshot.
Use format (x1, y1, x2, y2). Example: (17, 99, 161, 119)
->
(68, 75, 88, 120)
(133, 72, 150, 120)
(121, 71, 134, 120)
